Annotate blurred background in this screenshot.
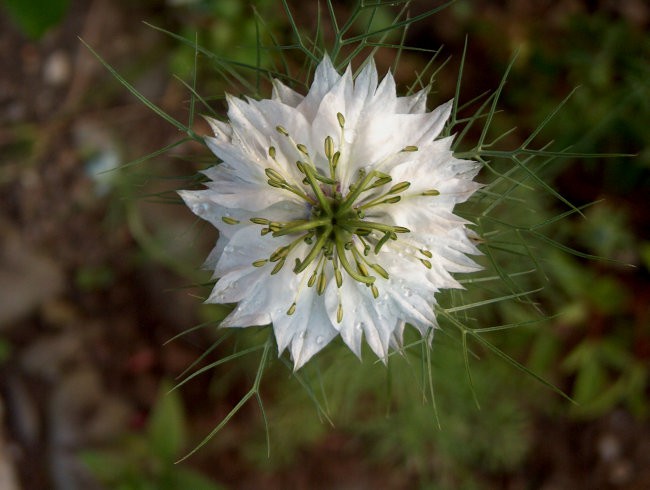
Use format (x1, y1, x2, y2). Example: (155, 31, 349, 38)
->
(0, 0, 649, 489)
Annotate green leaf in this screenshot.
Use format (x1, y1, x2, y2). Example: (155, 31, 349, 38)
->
(2, 0, 69, 39)
(147, 380, 187, 462)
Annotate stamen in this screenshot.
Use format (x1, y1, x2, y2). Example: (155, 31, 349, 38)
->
(402, 145, 418, 152)
(294, 226, 333, 273)
(337, 303, 343, 323)
(287, 302, 296, 315)
(317, 269, 327, 295)
(387, 182, 411, 194)
(380, 196, 401, 205)
(251, 217, 270, 225)
(338, 169, 392, 214)
(369, 263, 389, 279)
(334, 265, 343, 287)
(268, 146, 276, 159)
(307, 270, 318, 287)
(420, 249, 433, 258)
(421, 189, 440, 196)
(332, 151, 340, 171)
(313, 173, 337, 185)
(221, 217, 239, 225)
(374, 232, 392, 254)
(271, 258, 286, 274)
(265, 168, 285, 182)
(337, 112, 345, 128)
(357, 261, 370, 278)
(344, 219, 410, 235)
(270, 246, 289, 262)
(301, 163, 333, 216)
(272, 218, 331, 237)
(335, 232, 375, 285)
(296, 143, 309, 156)
(324, 136, 334, 159)
(276, 125, 289, 136)
(420, 259, 432, 269)
(252, 259, 268, 267)
(370, 284, 379, 299)
(365, 176, 393, 191)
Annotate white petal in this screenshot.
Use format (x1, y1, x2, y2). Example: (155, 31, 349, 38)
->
(396, 87, 429, 114)
(271, 79, 303, 106)
(297, 55, 343, 120)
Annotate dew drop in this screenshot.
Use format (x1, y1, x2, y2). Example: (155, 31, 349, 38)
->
(316, 335, 324, 345)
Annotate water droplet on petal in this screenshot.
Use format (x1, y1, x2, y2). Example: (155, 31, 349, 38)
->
(316, 335, 324, 345)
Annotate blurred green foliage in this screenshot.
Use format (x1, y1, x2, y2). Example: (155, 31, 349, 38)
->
(1, 0, 69, 39)
(82, 380, 225, 490)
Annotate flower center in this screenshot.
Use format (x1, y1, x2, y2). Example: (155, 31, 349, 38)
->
(231, 113, 439, 320)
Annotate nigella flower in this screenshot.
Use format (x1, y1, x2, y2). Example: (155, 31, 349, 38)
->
(180, 56, 482, 370)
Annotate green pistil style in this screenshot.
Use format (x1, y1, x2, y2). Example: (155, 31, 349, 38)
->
(250, 120, 438, 314)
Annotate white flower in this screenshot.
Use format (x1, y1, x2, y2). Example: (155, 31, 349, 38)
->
(180, 56, 482, 370)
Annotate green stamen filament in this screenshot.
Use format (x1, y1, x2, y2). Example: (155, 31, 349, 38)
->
(344, 219, 410, 235)
(272, 217, 332, 237)
(294, 226, 333, 274)
(338, 170, 391, 214)
(301, 164, 333, 216)
(374, 232, 392, 254)
(335, 232, 375, 285)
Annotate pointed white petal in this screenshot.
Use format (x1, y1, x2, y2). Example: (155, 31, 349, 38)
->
(271, 79, 304, 106)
